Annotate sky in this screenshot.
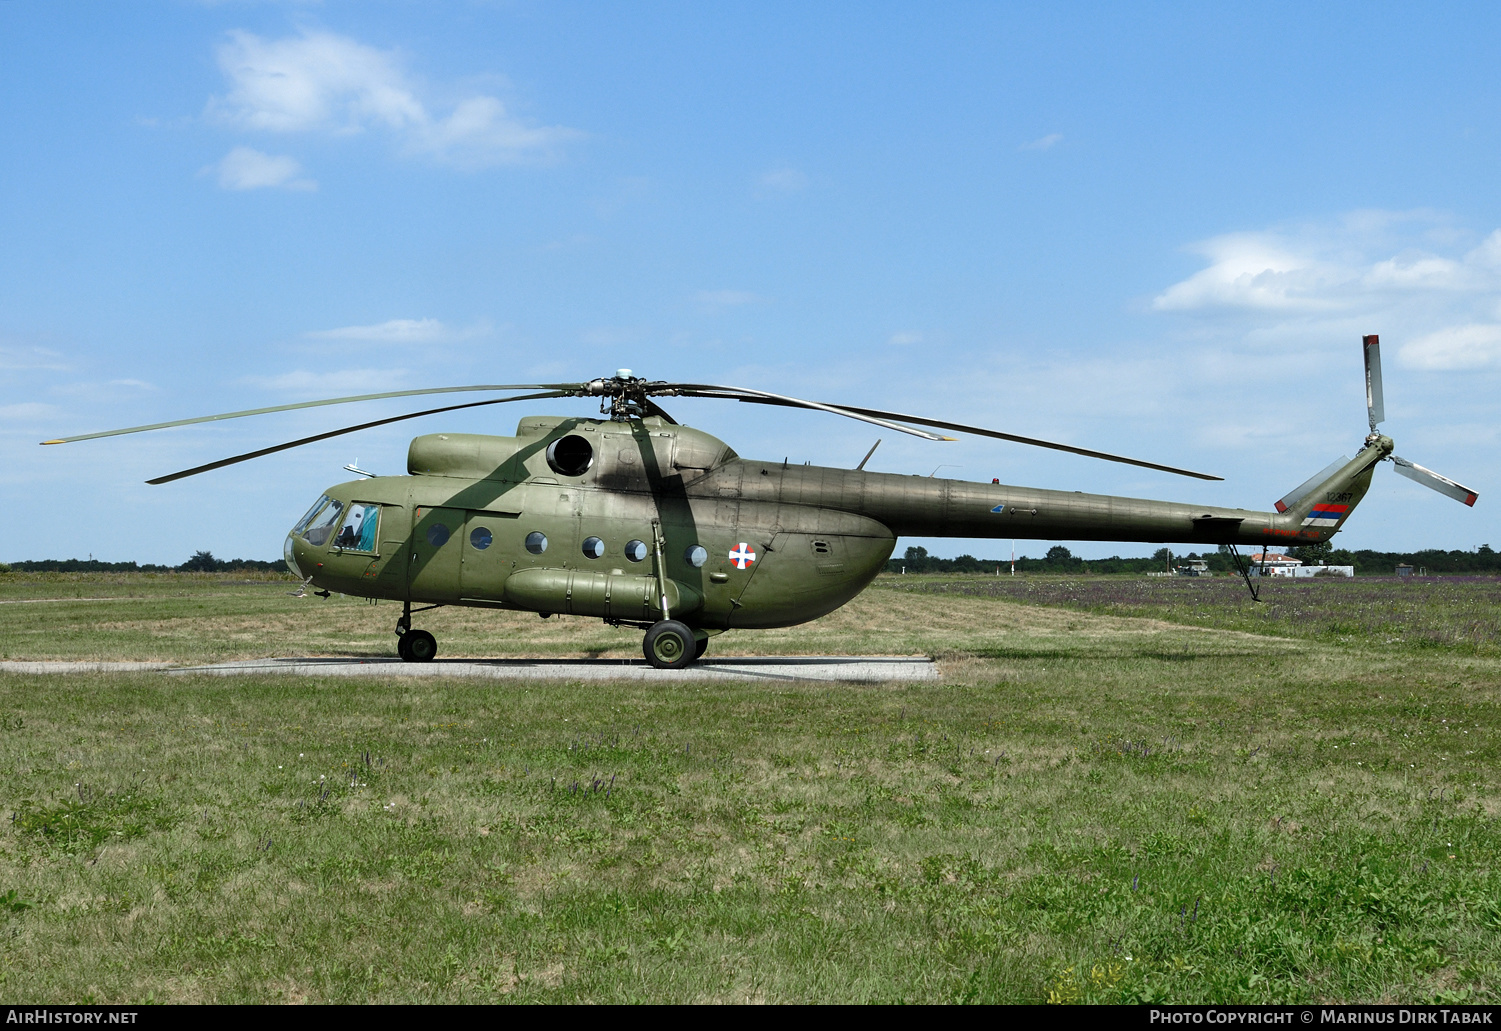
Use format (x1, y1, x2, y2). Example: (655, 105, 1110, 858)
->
(2, 2, 1499, 565)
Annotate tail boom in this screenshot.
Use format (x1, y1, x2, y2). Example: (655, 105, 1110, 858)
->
(731, 442, 1388, 548)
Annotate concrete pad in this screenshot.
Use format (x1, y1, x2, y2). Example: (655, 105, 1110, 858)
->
(169, 656, 940, 683)
(0, 661, 175, 673)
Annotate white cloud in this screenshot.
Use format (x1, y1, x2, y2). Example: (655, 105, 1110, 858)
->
(208, 30, 578, 167)
(697, 290, 760, 311)
(888, 331, 923, 345)
(52, 379, 156, 399)
(1362, 253, 1467, 291)
(1400, 324, 1501, 370)
(244, 368, 411, 396)
(1152, 233, 1337, 311)
(1019, 133, 1063, 151)
(208, 146, 316, 191)
(758, 167, 808, 192)
(1153, 214, 1501, 315)
(0, 403, 54, 421)
(1469, 229, 1501, 269)
(306, 318, 450, 343)
(412, 96, 577, 168)
(211, 30, 423, 133)
(0, 345, 68, 371)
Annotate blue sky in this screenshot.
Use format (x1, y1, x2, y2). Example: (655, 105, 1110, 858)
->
(3, 2, 1498, 565)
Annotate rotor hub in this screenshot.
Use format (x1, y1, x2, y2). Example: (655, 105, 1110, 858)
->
(572, 374, 675, 421)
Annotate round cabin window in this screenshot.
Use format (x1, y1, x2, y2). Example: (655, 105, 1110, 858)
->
(470, 527, 493, 550)
(525, 531, 548, 555)
(582, 536, 605, 559)
(426, 523, 451, 548)
(685, 545, 708, 568)
(545, 434, 594, 477)
(624, 540, 648, 563)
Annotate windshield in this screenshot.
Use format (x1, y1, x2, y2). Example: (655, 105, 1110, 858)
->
(302, 499, 345, 547)
(292, 495, 331, 535)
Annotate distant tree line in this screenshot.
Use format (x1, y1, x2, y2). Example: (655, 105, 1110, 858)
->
(0, 551, 287, 574)
(887, 543, 1500, 576)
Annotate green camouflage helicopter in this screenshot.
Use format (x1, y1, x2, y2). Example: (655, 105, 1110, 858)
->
(45, 335, 1475, 668)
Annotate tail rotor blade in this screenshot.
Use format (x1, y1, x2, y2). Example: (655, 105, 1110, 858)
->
(1364, 334, 1385, 432)
(1392, 455, 1478, 507)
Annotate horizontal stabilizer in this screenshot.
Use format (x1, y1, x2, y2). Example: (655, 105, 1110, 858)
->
(1393, 456, 1478, 507)
(1275, 456, 1351, 513)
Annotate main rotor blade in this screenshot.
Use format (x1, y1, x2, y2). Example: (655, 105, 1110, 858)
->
(145, 391, 568, 485)
(1392, 455, 1478, 507)
(830, 403, 1224, 479)
(1364, 334, 1385, 431)
(679, 390, 1221, 480)
(665, 385, 951, 441)
(43, 383, 577, 445)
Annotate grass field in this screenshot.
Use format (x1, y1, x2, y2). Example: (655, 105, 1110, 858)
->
(0, 571, 1498, 1003)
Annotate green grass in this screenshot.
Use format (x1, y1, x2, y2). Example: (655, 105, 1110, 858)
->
(0, 573, 1498, 1002)
(890, 573, 1501, 655)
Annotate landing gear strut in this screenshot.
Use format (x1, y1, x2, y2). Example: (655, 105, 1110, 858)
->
(395, 599, 440, 663)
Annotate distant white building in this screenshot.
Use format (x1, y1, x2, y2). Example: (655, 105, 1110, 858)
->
(1247, 552, 1353, 578)
(1247, 552, 1303, 577)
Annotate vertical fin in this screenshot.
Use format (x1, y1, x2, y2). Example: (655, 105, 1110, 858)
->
(1276, 450, 1385, 540)
(1274, 456, 1350, 513)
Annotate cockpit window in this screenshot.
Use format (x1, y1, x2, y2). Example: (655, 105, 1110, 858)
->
(292, 495, 331, 536)
(302, 499, 345, 547)
(334, 503, 380, 553)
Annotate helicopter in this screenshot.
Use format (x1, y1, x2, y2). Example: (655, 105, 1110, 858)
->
(44, 335, 1476, 669)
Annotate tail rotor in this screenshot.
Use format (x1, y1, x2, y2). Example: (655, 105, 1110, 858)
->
(1362, 334, 1478, 508)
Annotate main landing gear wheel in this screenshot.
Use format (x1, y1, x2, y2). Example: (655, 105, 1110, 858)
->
(694, 635, 709, 660)
(400, 629, 438, 663)
(643, 620, 696, 670)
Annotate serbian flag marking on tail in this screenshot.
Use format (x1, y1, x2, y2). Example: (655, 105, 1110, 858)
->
(1302, 503, 1349, 528)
